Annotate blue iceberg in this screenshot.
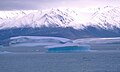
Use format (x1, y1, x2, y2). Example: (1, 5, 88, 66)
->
(46, 44, 90, 53)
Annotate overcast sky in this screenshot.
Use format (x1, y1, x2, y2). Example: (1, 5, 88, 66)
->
(0, 0, 120, 10)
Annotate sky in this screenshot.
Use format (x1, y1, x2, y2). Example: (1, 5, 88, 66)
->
(0, 0, 120, 10)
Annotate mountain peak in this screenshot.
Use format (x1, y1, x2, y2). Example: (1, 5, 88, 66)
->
(0, 6, 120, 29)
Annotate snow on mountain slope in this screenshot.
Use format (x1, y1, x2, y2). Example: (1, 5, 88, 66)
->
(0, 6, 120, 29)
(0, 10, 37, 28)
(90, 6, 120, 29)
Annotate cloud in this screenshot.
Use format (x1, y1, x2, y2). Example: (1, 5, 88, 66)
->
(0, 0, 119, 10)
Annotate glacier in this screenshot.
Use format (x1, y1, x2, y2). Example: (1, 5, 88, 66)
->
(1, 36, 71, 47)
(0, 36, 90, 53)
(1, 36, 120, 53)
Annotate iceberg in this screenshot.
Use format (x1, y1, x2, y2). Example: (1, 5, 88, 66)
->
(46, 43, 90, 53)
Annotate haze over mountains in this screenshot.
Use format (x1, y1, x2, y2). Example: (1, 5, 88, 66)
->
(0, 6, 120, 42)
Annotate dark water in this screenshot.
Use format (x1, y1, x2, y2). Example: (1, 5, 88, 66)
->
(0, 44, 120, 72)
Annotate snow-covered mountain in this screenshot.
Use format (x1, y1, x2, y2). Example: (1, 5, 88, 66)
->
(0, 6, 120, 29)
(90, 6, 120, 29)
(0, 6, 120, 42)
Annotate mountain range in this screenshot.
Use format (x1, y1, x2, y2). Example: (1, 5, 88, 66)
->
(0, 6, 120, 44)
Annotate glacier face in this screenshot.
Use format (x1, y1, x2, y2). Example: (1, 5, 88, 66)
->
(0, 6, 120, 29)
(3, 36, 71, 47)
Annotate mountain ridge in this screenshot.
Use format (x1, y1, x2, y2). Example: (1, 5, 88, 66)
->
(0, 6, 120, 43)
(0, 6, 120, 29)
